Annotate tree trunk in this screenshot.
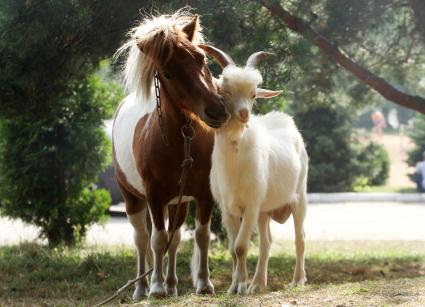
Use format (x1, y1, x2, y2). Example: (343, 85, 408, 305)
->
(260, 0, 425, 114)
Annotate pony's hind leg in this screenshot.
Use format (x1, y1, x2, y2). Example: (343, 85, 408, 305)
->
(191, 201, 215, 294)
(248, 212, 271, 294)
(165, 203, 189, 296)
(121, 186, 150, 301)
(290, 192, 307, 286)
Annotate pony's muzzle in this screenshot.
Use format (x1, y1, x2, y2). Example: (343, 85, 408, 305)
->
(204, 98, 229, 128)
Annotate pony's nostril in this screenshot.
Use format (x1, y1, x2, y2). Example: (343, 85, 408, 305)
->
(205, 107, 219, 121)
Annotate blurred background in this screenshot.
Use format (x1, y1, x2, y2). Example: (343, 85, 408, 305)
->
(0, 1, 424, 305)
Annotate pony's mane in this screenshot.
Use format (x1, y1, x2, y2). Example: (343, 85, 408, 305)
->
(115, 9, 204, 102)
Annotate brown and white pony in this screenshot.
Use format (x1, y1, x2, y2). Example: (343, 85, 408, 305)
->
(113, 12, 228, 299)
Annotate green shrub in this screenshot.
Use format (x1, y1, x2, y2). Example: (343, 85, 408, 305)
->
(407, 114, 425, 166)
(294, 104, 390, 192)
(0, 79, 111, 246)
(351, 142, 390, 188)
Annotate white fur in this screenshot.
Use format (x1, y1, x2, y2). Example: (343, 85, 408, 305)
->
(113, 94, 195, 205)
(113, 92, 155, 195)
(211, 64, 308, 294)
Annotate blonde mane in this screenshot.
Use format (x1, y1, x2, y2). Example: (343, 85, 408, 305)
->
(115, 9, 204, 102)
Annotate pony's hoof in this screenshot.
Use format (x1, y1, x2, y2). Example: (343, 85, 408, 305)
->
(247, 283, 265, 294)
(196, 279, 215, 294)
(132, 286, 148, 301)
(237, 282, 247, 295)
(149, 283, 167, 298)
(227, 282, 238, 295)
(166, 286, 178, 297)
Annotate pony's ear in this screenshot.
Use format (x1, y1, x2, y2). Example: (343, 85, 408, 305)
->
(182, 15, 200, 42)
(256, 88, 282, 99)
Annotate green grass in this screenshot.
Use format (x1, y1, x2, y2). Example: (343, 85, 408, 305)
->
(354, 185, 416, 193)
(1, 240, 424, 306)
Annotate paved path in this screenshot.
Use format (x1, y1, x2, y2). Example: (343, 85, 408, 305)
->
(1, 202, 424, 246)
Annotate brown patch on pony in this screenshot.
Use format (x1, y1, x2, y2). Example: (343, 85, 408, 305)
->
(270, 204, 291, 224)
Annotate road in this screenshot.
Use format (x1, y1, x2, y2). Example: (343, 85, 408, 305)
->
(1, 202, 424, 246)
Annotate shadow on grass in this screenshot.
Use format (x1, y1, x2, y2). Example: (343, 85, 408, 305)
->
(0, 241, 424, 305)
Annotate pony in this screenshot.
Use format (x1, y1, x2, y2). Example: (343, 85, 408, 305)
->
(113, 11, 228, 299)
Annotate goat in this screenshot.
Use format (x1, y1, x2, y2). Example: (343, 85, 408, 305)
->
(201, 45, 308, 295)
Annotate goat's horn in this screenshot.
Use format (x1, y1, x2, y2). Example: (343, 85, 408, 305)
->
(246, 51, 274, 67)
(199, 44, 234, 68)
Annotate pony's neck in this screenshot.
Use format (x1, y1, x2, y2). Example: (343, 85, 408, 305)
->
(161, 90, 187, 127)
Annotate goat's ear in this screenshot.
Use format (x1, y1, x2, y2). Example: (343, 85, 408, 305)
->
(183, 15, 200, 42)
(256, 88, 282, 99)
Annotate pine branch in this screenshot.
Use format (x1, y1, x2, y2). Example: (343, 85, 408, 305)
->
(260, 0, 425, 114)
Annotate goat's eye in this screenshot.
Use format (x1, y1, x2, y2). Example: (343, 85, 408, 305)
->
(163, 72, 171, 80)
(252, 94, 256, 99)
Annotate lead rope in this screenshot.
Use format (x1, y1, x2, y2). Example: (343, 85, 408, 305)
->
(93, 79, 195, 307)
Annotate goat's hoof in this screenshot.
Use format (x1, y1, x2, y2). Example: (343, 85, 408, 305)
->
(132, 286, 148, 301)
(149, 283, 167, 298)
(237, 282, 248, 295)
(247, 283, 265, 294)
(196, 279, 215, 294)
(165, 286, 178, 297)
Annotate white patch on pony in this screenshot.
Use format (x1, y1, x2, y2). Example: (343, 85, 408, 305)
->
(167, 196, 195, 205)
(113, 92, 155, 194)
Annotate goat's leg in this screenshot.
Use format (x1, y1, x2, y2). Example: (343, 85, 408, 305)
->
(248, 212, 271, 294)
(290, 193, 307, 286)
(191, 201, 215, 294)
(234, 206, 259, 295)
(221, 210, 241, 294)
(164, 203, 188, 296)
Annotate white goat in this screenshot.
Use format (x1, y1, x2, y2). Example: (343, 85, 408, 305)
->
(201, 45, 308, 295)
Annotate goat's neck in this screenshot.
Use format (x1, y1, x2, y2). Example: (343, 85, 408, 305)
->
(215, 118, 247, 146)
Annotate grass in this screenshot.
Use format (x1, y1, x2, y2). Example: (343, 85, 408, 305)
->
(354, 185, 416, 193)
(0, 240, 424, 306)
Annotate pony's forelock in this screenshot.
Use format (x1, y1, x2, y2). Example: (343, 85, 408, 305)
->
(114, 9, 204, 102)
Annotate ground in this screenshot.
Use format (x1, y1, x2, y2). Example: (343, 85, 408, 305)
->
(0, 240, 424, 306)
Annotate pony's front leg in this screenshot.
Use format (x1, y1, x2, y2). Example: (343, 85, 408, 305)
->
(221, 210, 241, 294)
(248, 212, 271, 294)
(191, 201, 215, 294)
(119, 183, 151, 301)
(165, 203, 188, 296)
(147, 200, 167, 298)
(234, 206, 259, 295)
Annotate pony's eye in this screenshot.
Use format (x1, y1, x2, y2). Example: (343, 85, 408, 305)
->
(164, 73, 171, 80)
(252, 95, 256, 99)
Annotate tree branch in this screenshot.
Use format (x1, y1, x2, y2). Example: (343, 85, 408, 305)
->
(260, 0, 425, 114)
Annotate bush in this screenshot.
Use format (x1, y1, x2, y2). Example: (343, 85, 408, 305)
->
(294, 104, 355, 192)
(407, 114, 425, 166)
(0, 79, 111, 246)
(351, 142, 390, 188)
(0, 1, 143, 246)
(293, 103, 390, 192)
